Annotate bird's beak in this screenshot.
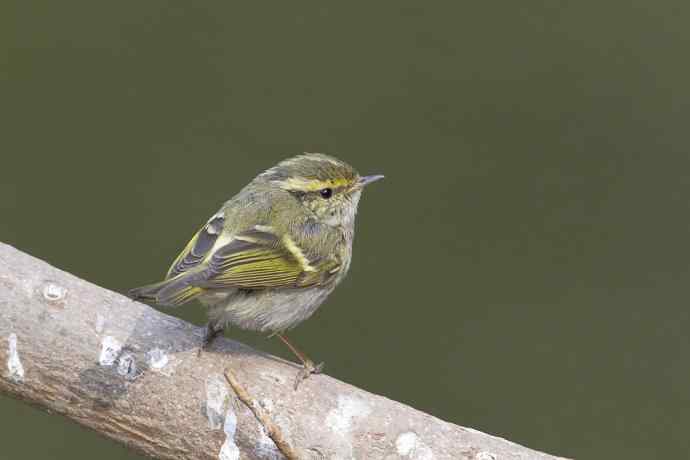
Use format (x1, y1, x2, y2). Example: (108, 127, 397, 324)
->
(357, 174, 385, 189)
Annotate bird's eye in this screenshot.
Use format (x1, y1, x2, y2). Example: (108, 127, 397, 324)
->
(319, 188, 333, 199)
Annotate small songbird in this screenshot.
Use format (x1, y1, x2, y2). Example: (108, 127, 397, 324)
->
(130, 153, 383, 388)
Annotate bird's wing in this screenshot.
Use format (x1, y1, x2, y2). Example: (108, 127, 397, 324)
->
(132, 219, 339, 306)
(166, 212, 225, 279)
(199, 226, 341, 290)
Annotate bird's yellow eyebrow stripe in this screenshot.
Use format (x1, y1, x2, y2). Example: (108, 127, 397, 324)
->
(273, 177, 352, 192)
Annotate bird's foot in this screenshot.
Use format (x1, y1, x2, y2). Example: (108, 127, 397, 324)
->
(293, 359, 324, 390)
(197, 322, 225, 357)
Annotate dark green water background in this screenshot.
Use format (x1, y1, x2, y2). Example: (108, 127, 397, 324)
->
(2, 2, 690, 459)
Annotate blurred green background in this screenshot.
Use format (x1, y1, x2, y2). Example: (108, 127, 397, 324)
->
(2, 1, 689, 459)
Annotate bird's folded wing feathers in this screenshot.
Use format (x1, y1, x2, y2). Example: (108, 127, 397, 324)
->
(200, 226, 340, 289)
(166, 212, 225, 279)
(132, 217, 340, 307)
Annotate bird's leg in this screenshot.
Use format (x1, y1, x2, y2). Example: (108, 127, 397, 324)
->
(276, 333, 324, 389)
(197, 322, 225, 356)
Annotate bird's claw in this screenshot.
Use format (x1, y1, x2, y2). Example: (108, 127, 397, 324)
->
(197, 322, 224, 357)
(293, 360, 324, 390)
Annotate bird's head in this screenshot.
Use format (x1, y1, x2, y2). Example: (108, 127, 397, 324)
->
(260, 153, 383, 227)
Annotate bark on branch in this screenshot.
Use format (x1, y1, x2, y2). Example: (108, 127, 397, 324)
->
(0, 242, 567, 460)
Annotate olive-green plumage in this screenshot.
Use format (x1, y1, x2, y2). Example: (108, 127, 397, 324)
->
(130, 153, 382, 344)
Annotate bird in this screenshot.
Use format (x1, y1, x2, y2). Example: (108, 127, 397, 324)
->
(129, 153, 383, 388)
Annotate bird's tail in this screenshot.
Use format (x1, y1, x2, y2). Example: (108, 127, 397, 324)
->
(129, 274, 203, 307)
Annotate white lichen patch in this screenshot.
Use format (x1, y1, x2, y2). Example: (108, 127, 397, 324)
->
(396, 432, 418, 456)
(147, 348, 169, 371)
(7, 333, 25, 383)
(253, 398, 283, 459)
(219, 407, 240, 460)
(99, 336, 122, 366)
(95, 314, 106, 334)
(116, 352, 138, 380)
(326, 395, 372, 436)
(206, 374, 229, 429)
(396, 432, 434, 460)
(42, 282, 67, 302)
(255, 426, 281, 460)
(476, 452, 497, 460)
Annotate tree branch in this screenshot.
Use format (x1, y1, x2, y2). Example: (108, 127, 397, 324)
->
(0, 242, 567, 460)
